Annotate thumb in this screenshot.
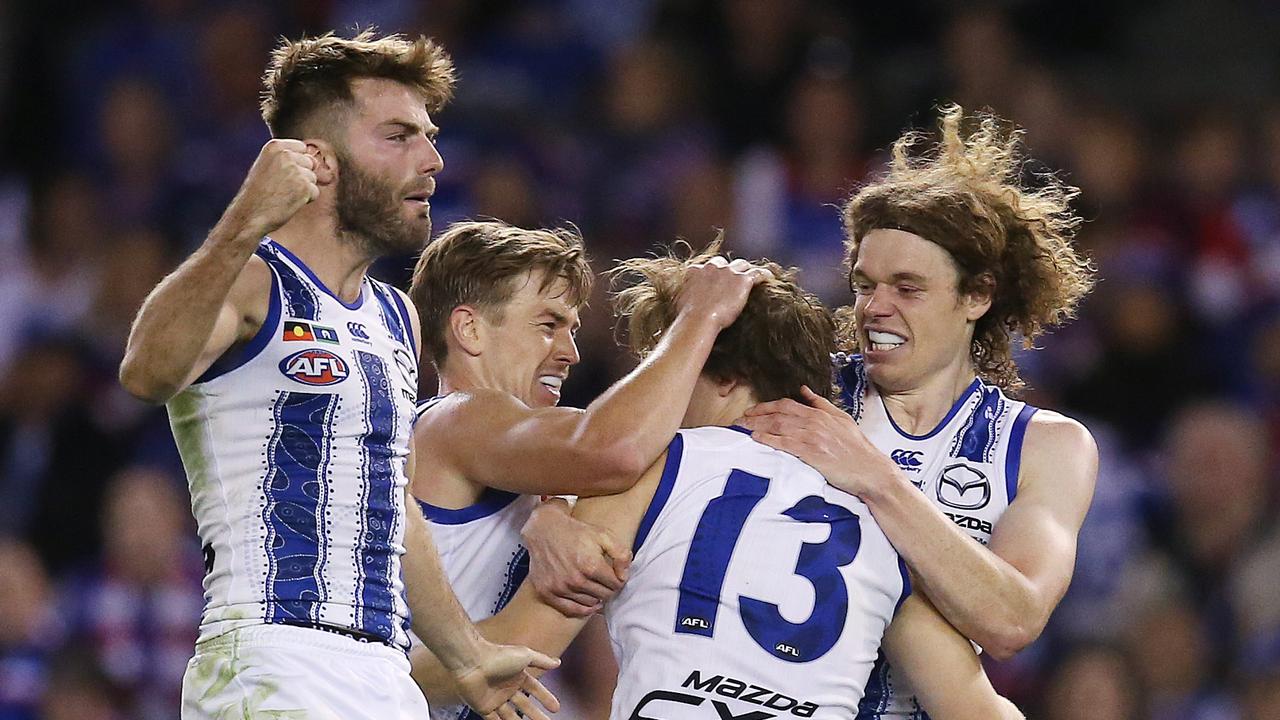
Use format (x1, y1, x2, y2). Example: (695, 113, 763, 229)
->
(598, 530, 633, 581)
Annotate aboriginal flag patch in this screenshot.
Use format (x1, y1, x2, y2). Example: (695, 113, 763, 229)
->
(282, 320, 315, 342)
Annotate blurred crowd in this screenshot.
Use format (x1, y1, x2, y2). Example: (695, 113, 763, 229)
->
(1, 0, 1279, 718)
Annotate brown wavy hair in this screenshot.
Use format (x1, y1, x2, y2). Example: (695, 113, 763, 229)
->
(611, 237, 835, 403)
(841, 104, 1095, 392)
(410, 220, 593, 369)
(261, 29, 455, 138)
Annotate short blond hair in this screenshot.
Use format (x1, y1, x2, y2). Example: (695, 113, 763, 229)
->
(410, 220, 593, 369)
(260, 29, 455, 138)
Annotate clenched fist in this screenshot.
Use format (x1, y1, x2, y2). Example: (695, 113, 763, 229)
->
(677, 256, 775, 330)
(227, 139, 319, 239)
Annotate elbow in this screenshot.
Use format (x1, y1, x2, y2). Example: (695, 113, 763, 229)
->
(978, 622, 1039, 661)
(118, 356, 176, 404)
(580, 441, 649, 495)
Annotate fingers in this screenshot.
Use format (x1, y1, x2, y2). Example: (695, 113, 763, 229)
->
(801, 385, 848, 418)
(523, 674, 562, 714)
(525, 650, 561, 672)
(743, 398, 808, 417)
(511, 691, 553, 720)
(545, 594, 600, 618)
(496, 701, 519, 720)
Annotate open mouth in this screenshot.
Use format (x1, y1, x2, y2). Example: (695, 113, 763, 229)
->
(537, 375, 564, 396)
(867, 330, 907, 352)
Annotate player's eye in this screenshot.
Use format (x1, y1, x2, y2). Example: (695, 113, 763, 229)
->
(388, 134, 407, 143)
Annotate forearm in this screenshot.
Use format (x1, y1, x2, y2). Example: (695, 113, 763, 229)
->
(865, 478, 1040, 656)
(120, 215, 261, 400)
(402, 500, 485, 671)
(573, 312, 718, 488)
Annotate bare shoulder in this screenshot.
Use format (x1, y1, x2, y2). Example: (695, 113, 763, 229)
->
(1018, 409, 1098, 503)
(416, 389, 532, 435)
(227, 253, 274, 321)
(1023, 409, 1097, 459)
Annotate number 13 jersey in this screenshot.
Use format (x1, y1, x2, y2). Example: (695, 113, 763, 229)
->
(605, 426, 910, 720)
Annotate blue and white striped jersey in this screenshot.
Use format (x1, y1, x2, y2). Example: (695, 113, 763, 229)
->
(605, 426, 910, 720)
(836, 355, 1038, 720)
(168, 238, 420, 651)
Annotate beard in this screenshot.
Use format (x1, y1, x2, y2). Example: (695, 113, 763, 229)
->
(334, 151, 431, 257)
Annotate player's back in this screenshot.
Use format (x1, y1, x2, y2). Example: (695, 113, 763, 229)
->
(606, 426, 909, 720)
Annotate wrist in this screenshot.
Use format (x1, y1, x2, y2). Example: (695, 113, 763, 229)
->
(860, 462, 913, 508)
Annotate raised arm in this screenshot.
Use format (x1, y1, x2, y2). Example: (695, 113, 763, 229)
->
(417, 261, 769, 497)
(745, 391, 1098, 659)
(119, 139, 317, 402)
(883, 594, 1024, 720)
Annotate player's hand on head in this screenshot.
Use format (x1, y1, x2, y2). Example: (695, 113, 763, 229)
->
(521, 499, 631, 618)
(455, 642, 560, 720)
(741, 385, 899, 498)
(677, 254, 775, 330)
(228, 138, 320, 239)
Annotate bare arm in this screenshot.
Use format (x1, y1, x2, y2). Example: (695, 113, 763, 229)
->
(418, 261, 769, 497)
(401, 486, 561, 715)
(410, 452, 665, 700)
(884, 594, 1024, 720)
(119, 139, 317, 402)
(745, 391, 1098, 659)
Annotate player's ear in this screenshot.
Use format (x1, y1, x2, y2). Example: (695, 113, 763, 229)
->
(963, 272, 994, 322)
(305, 139, 338, 185)
(715, 376, 739, 398)
(449, 306, 484, 358)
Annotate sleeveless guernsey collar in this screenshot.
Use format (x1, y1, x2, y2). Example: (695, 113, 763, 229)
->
(265, 237, 367, 310)
(880, 377, 983, 441)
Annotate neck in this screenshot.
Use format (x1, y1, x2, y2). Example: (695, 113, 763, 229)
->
(704, 390, 759, 429)
(270, 205, 374, 304)
(878, 356, 979, 436)
(436, 358, 505, 399)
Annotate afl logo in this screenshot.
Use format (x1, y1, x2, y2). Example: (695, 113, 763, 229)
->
(279, 349, 349, 386)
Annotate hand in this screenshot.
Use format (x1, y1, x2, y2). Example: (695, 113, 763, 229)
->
(521, 499, 631, 617)
(739, 385, 902, 498)
(453, 641, 561, 720)
(676, 256, 774, 330)
(227, 139, 319, 239)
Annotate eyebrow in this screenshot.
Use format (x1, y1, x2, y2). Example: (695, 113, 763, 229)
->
(540, 310, 581, 331)
(382, 120, 439, 139)
(852, 269, 929, 284)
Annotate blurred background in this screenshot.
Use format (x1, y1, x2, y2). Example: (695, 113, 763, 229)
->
(2, 0, 1279, 718)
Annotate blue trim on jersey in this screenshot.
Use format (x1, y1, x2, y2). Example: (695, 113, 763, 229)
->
(726, 424, 752, 436)
(857, 650, 892, 717)
(259, 242, 321, 321)
(353, 350, 402, 645)
(492, 545, 530, 614)
(894, 556, 912, 616)
(633, 433, 684, 554)
(953, 385, 1005, 463)
(194, 267, 282, 384)
(835, 354, 867, 421)
(268, 239, 366, 310)
(884, 377, 982, 441)
(388, 286, 418, 358)
(262, 391, 338, 626)
(1004, 405, 1037, 503)
(371, 281, 408, 346)
(418, 488, 521, 525)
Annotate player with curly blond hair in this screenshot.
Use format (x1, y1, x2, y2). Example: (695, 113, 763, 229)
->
(742, 105, 1099, 719)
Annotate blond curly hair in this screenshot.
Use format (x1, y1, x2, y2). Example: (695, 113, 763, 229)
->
(841, 104, 1096, 392)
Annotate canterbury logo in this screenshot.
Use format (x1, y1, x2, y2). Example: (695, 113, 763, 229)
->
(891, 449, 923, 468)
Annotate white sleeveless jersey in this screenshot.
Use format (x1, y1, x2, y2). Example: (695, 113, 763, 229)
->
(606, 426, 910, 720)
(412, 398, 540, 720)
(834, 355, 1037, 720)
(168, 238, 420, 651)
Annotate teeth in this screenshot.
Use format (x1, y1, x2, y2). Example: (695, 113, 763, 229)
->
(868, 331, 906, 344)
(539, 376, 563, 389)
